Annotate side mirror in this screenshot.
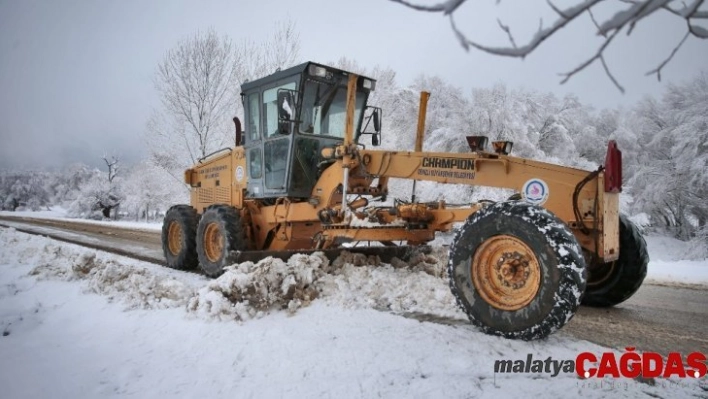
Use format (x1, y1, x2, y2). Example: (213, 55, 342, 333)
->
(372, 133, 380, 146)
(373, 108, 381, 133)
(277, 90, 295, 121)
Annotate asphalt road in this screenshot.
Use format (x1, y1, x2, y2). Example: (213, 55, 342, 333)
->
(1, 214, 706, 356)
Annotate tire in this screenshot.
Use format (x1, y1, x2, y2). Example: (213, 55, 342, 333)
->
(448, 202, 587, 340)
(162, 205, 199, 270)
(582, 215, 648, 307)
(196, 205, 247, 277)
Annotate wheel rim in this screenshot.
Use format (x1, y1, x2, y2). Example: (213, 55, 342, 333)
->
(203, 222, 224, 263)
(471, 235, 541, 311)
(167, 221, 183, 256)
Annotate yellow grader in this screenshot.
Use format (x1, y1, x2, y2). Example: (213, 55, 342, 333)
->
(162, 62, 648, 340)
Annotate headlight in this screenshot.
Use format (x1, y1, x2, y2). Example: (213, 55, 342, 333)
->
(309, 65, 327, 77)
(362, 79, 372, 89)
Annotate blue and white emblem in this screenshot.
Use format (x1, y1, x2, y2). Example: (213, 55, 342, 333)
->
(522, 178, 549, 205)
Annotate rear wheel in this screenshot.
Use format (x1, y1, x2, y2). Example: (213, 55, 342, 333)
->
(448, 202, 586, 340)
(161, 205, 199, 270)
(582, 215, 648, 307)
(196, 205, 246, 277)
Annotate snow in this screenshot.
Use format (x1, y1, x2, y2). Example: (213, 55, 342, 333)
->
(0, 207, 163, 232)
(646, 259, 708, 287)
(645, 235, 698, 262)
(0, 205, 68, 218)
(644, 235, 708, 286)
(2, 227, 707, 397)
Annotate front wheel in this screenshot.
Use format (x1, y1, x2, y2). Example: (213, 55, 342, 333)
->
(448, 202, 587, 340)
(196, 205, 247, 277)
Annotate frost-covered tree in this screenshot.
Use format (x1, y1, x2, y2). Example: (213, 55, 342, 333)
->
(629, 71, 708, 246)
(0, 170, 52, 211)
(577, 108, 620, 164)
(66, 155, 123, 219)
(146, 22, 301, 180)
(67, 169, 121, 219)
(49, 163, 96, 206)
(121, 161, 188, 221)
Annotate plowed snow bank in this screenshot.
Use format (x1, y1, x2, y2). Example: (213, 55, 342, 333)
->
(1, 228, 464, 322)
(2, 228, 198, 309)
(187, 249, 464, 321)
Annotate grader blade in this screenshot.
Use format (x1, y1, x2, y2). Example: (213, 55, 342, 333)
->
(226, 245, 431, 265)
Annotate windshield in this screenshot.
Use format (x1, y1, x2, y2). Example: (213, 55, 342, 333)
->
(299, 79, 366, 138)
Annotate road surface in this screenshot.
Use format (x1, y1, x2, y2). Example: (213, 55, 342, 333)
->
(1, 214, 706, 356)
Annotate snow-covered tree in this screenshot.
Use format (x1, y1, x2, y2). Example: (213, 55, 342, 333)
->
(66, 169, 120, 219)
(65, 155, 123, 219)
(628, 71, 708, 246)
(145, 22, 301, 181)
(0, 170, 52, 211)
(49, 163, 96, 206)
(121, 161, 188, 221)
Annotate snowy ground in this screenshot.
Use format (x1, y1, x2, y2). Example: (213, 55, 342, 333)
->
(0, 207, 163, 232)
(1, 228, 706, 398)
(643, 236, 708, 287)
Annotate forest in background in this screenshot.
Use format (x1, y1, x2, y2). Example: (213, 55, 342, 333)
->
(1, 26, 706, 259)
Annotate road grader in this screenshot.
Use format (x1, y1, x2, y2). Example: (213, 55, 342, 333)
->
(161, 61, 648, 340)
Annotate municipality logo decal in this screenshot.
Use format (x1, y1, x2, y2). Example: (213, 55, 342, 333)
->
(522, 178, 549, 205)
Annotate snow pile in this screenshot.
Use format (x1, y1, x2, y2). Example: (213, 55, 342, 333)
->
(2, 226, 458, 324)
(187, 249, 463, 321)
(1, 228, 195, 309)
(187, 253, 328, 320)
(319, 250, 463, 318)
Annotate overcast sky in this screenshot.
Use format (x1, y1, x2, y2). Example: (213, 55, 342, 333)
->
(0, 0, 705, 170)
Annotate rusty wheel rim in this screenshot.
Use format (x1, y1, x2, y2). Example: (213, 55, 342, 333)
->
(471, 235, 541, 311)
(167, 221, 183, 256)
(203, 222, 224, 263)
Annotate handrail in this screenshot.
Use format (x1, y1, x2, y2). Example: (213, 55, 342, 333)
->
(198, 147, 233, 163)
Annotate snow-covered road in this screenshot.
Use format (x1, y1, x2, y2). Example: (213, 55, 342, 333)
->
(1, 227, 706, 398)
(2, 213, 708, 357)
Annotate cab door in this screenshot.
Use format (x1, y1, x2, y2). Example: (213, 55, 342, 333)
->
(262, 81, 296, 197)
(243, 91, 265, 198)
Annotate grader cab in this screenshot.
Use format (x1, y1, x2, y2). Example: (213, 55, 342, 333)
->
(163, 61, 648, 340)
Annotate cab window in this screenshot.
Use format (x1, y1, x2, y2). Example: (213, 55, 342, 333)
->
(263, 82, 296, 138)
(249, 148, 262, 179)
(247, 93, 260, 142)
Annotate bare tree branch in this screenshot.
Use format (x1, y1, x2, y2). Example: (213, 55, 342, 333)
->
(547, 0, 569, 18)
(391, 0, 708, 91)
(496, 19, 517, 49)
(600, 56, 625, 93)
(559, 28, 623, 91)
(449, 0, 604, 58)
(646, 30, 691, 81)
(389, 0, 465, 14)
(635, 1, 668, 35)
(587, 8, 607, 37)
(102, 154, 120, 184)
